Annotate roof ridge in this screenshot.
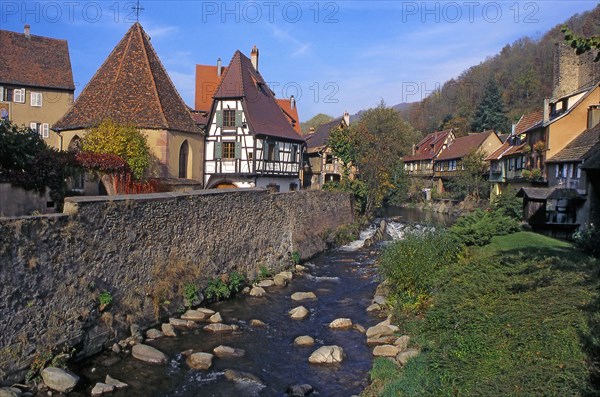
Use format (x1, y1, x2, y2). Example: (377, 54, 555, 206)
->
(136, 24, 169, 128)
(105, 24, 135, 118)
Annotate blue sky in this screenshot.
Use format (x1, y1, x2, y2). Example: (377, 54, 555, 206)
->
(1, 1, 598, 121)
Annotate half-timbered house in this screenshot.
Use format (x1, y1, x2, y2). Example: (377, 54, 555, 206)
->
(203, 49, 305, 192)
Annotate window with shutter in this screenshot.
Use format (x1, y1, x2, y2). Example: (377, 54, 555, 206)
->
(215, 110, 223, 127)
(215, 142, 223, 159)
(42, 123, 49, 138)
(235, 110, 243, 127)
(223, 110, 235, 127)
(0, 86, 4, 102)
(234, 142, 241, 159)
(222, 142, 235, 159)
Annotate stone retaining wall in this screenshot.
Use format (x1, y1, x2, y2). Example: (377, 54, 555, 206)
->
(0, 189, 353, 385)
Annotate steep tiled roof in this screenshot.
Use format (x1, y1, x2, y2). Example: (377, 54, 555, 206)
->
(305, 117, 345, 152)
(214, 51, 304, 142)
(0, 28, 74, 90)
(485, 141, 526, 161)
(276, 98, 301, 134)
(547, 123, 600, 163)
(515, 111, 543, 135)
(53, 23, 199, 134)
(403, 129, 452, 162)
(194, 64, 227, 111)
(436, 131, 496, 161)
(582, 141, 600, 170)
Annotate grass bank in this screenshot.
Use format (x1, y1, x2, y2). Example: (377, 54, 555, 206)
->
(366, 231, 600, 396)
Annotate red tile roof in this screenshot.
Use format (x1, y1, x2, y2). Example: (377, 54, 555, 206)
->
(403, 129, 453, 162)
(213, 50, 304, 142)
(515, 110, 543, 135)
(194, 64, 227, 111)
(0, 28, 74, 91)
(276, 98, 301, 134)
(436, 131, 496, 161)
(485, 141, 526, 161)
(53, 23, 199, 134)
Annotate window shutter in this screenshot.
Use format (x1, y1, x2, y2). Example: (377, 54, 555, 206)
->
(215, 110, 223, 127)
(274, 144, 280, 161)
(215, 142, 222, 159)
(0, 86, 4, 102)
(234, 142, 242, 159)
(235, 110, 243, 127)
(30, 122, 37, 132)
(42, 123, 49, 138)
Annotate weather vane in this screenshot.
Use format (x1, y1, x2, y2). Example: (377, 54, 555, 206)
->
(132, 0, 144, 21)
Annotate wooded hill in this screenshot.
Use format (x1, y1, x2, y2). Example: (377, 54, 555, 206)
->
(402, 5, 600, 136)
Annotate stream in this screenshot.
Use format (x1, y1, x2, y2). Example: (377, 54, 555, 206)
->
(73, 209, 454, 397)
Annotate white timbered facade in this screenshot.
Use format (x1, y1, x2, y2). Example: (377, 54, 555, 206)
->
(202, 50, 304, 192)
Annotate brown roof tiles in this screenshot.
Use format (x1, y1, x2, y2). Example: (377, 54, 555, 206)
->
(0, 28, 74, 91)
(436, 131, 496, 161)
(53, 23, 200, 134)
(403, 129, 453, 162)
(547, 122, 600, 163)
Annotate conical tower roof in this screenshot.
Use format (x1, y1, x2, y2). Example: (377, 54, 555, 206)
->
(54, 23, 199, 134)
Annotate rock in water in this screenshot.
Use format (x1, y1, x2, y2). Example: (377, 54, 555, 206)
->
(91, 382, 115, 396)
(249, 286, 266, 297)
(0, 387, 22, 397)
(161, 323, 177, 337)
(131, 344, 168, 364)
(209, 312, 223, 323)
(180, 310, 207, 321)
(41, 367, 80, 393)
(146, 328, 163, 339)
(277, 271, 293, 281)
(186, 352, 213, 370)
(287, 383, 314, 396)
(257, 279, 275, 287)
(213, 345, 245, 358)
(289, 306, 309, 319)
(273, 274, 288, 286)
(373, 345, 399, 357)
(294, 335, 315, 346)
(291, 292, 317, 301)
(366, 324, 395, 339)
(329, 318, 353, 329)
(105, 374, 128, 389)
(204, 323, 233, 332)
(224, 369, 264, 386)
(308, 346, 345, 364)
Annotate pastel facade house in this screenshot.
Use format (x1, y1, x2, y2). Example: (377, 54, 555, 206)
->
(53, 23, 203, 183)
(0, 25, 75, 149)
(403, 129, 455, 177)
(303, 112, 351, 189)
(201, 49, 305, 191)
(433, 131, 502, 193)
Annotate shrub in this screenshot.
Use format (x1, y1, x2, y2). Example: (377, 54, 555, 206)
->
(228, 271, 246, 293)
(450, 209, 521, 246)
(182, 283, 199, 308)
(491, 190, 522, 220)
(204, 278, 231, 301)
(98, 291, 113, 306)
(258, 266, 271, 280)
(291, 251, 301, 265)
(573, 224, 600, 258)
(379, 229, 459, 314)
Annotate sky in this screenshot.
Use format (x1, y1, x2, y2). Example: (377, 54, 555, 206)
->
(1, 0, 598, 121)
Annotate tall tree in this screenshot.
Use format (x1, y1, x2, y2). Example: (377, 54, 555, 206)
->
(470, 78, 510, 134)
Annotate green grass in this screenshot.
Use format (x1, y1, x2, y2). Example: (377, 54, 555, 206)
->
(370, 231, 600, 397)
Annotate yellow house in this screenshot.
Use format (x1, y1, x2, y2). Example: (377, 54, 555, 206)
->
(0, 25, 75, 148)
(53, 23, 203, 182)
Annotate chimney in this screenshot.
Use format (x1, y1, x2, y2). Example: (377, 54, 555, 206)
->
(251, 45, 259, 71)
(290, 95, 295, 109)
(343, 111, 350, 126)
(412, 144, 416, 156)
(24, 24, 30, 38)
(543, 98, 550, 124)
(217, 58, 222, 77)
(511, 123, 516, 135)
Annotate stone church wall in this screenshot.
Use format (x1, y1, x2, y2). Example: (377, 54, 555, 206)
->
(0, 189, 353, 384)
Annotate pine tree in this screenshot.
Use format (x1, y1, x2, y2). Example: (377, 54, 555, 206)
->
(471, 78, 510, 133)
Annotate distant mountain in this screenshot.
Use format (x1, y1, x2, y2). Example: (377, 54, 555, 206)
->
(349, 102, 412, 123)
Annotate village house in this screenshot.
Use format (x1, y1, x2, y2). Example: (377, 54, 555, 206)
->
(199, 48, 305, 191)
(303, 112, 352, 189)
(52, 23, 203, 189)
(403, 129, 455, 177)
(433, 130, 502, 193)
(0, 25, 75, 149)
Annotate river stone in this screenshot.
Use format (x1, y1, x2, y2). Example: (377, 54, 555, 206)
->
(0, 387, 22, 397)
(354, 323, 366, 333)
(250, 319, 266, 327)
(213, 345, 245, 358)
(204, 323, 233, 332)
(394, 335, 410, 351)
(308, 346, 345, 364)
(130, 324, 142, 339)
(170, 318, 193, 328)
(196, 307, 215, 315)
(373, 296, 386, 306)
(291, 292, 317, 301)
(295, 264, 307, 272)
(186, 352, 213, 370)
(161, 323, 177, 337)
(209, 312, 223, 323)
(329, 318, 353, 329)
(41, 367, 80, 393)
(131, 344, 168, 364)
(105, 375, 128, 389)
(277, 271, 293, 281)
(224, 369, 264, 385)
(366, 303, 381, 312)
(366, 324, 395, 339)
(250, 286, 266, 297)
(367, 336, 396, 346)
(287, 383, 314, 396)
(289, 306, 309, 319)
(91, 382, 115, 396)
(373, 344, 399, 357)
(273, 274, 288, 286)
(294, 335, 315, 346)
(181, 310, 208, 321)
(397, 348, 420, 366)
(146, 328, 163, 339)
(257, 279, 275, 287)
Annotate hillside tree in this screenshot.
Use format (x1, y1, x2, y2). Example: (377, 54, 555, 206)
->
(471, 78, 510, 134)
